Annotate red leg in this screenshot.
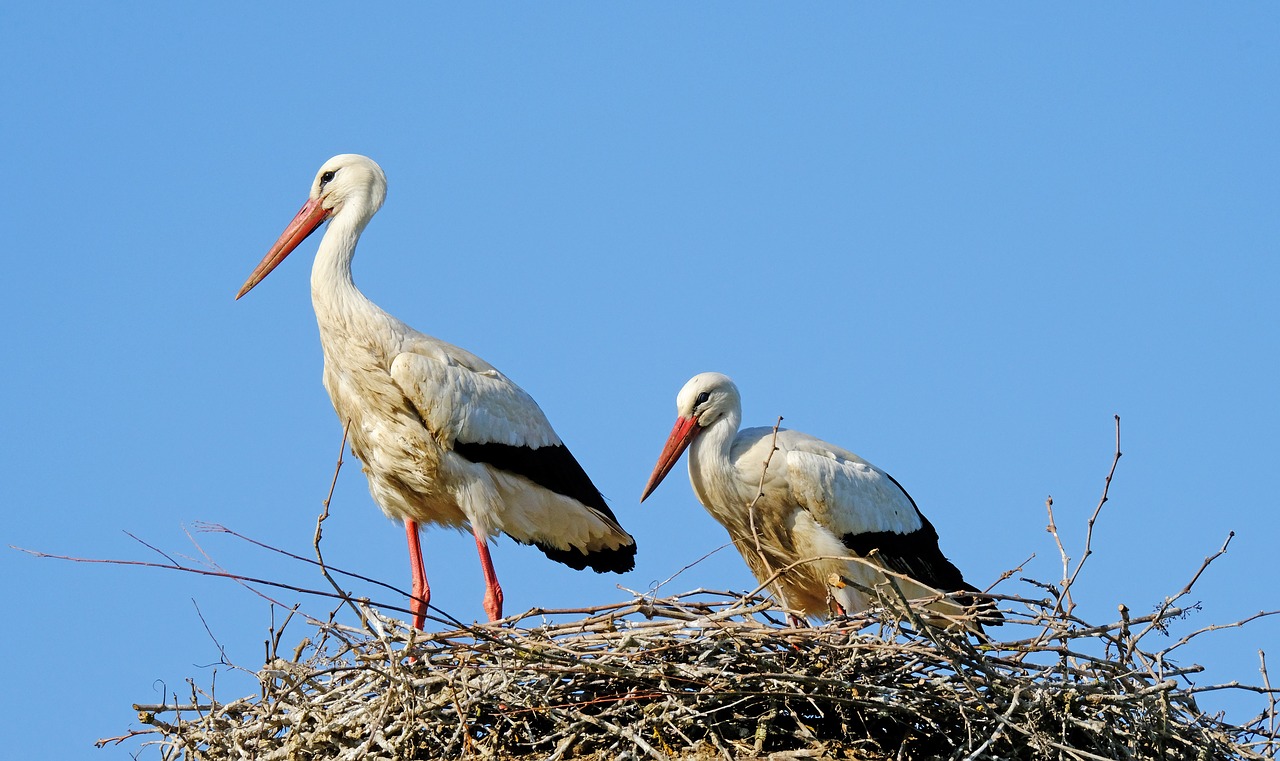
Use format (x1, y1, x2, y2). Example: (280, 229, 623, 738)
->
(472, 528, 504, 622)
(404, 520, 429, 630)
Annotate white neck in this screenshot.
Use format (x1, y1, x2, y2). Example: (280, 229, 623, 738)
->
(688, 404, 743, 506)
(310, 205, 379, 326)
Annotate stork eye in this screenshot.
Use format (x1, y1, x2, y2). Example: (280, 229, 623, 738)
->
(319, 170, 337, 188)
(695, 391, 711, 406)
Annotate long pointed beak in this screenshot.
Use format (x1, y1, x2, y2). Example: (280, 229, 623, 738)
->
(236, 197, 330, 299)
(640, 415, 701, 502)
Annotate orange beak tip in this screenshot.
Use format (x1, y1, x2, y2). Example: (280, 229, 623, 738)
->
(237, 197, 328, 301)
(640, 415, 700, 505)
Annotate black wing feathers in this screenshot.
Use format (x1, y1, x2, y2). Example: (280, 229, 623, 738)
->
(452, 441, 610, 514)
(451, 440, 636, 574)
(531, 539, 635, 574)
(841, 473, 1002, 625)
(841, 516, 972, 594)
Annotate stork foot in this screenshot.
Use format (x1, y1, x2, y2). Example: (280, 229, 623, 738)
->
(482, 584, 504, 623)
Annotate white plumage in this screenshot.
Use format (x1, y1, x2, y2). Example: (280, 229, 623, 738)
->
(237, 154, 635, 627)
(641, 372, 998, 629)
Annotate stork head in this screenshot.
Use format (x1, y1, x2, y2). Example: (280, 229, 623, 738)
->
(640, 372, 741, 502)
(236, 154, 388, 299)
(674, 372, 740, 427)
(307, 153, 387, 222)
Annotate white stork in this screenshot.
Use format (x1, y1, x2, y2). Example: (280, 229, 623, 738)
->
(236, 154, 636, 627)
(640, 372, 999, 630)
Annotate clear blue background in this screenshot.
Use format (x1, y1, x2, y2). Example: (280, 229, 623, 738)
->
(3, 4, 1277, 757)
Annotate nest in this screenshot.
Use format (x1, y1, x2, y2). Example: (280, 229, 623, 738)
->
(121, 584, 1278, 761)
(98, 422, 1276, 759)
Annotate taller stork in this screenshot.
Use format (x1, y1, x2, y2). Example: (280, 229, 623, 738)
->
(237, 154, 635, 627)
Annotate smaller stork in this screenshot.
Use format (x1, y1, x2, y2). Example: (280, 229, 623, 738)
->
(641, 372, 1000, 630)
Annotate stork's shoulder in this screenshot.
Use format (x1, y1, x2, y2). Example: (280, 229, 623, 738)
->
(725, 428, 867, 480)
(388, 340, 560, 450)
(776, 430, 872, 465)
(781, 432, 923, 537)
(397, 330, 501, 375)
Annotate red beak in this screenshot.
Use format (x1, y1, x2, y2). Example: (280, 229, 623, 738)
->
(640, 415, 701, 502)
(236, 197, 330, 299)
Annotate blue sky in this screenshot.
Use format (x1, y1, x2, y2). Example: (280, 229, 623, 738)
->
(3, 4, 1277, 757)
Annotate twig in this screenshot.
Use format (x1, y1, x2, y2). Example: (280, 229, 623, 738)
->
(1033, 417, 1124, 654)
(124, 530, 184, 568)
(1157, 609, 1280, 661)
(1062, 414, 1122, 606)
(13, 546, 417, 619)
(1130, 531, 1235, 648)
(747, 416, 785, 583)
(191, 599, 230, 667)
(193, 523, 413, 599)
(1257, 649, 1278, 759)
(93, 729, 153, 749)
(313, 419, 368, 627)
(1045, 496, 1071, 611)
(646, 541, 733, 599)
(962, 686, 1024, 761)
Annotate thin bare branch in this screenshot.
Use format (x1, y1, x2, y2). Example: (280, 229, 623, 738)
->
(1130, 531, 1236, 648)
(312, 419, 368, 627)
(1063, 414, 1122, 599)
(1260, 649, 1278, 759)
(747, 415, 784, 582)
(13, 545, 417, 619)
